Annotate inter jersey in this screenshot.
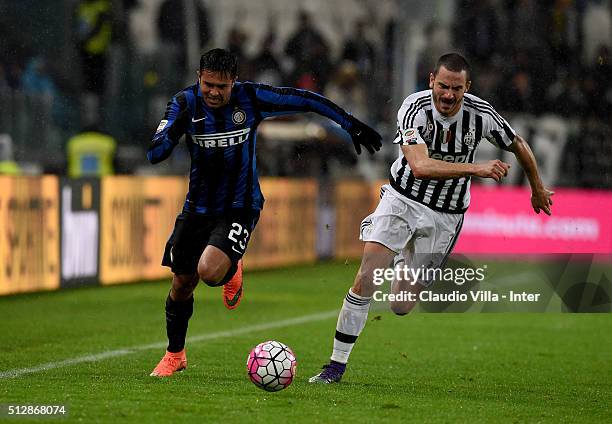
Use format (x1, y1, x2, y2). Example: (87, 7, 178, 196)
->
(148, 82, 354, 214)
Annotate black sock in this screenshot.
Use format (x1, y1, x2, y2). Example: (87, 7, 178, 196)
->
(165, 294, 194, 353)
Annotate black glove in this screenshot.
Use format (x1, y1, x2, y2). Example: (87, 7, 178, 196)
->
(347, 118, 382, 155)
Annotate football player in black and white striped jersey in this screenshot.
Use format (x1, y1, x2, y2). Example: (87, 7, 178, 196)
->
(309, 53, 554, 384)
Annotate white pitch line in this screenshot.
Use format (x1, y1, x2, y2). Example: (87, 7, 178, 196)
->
(0, 310, 338, 380)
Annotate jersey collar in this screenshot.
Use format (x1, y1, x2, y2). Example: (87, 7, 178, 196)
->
(430, 91, 464, 125)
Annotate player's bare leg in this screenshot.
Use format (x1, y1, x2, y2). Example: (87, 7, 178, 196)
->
(197, 245, 232, 285)
(351, 242, 397, 297)
(198, 245, 243, 309)
(390, 276, 424, 315)
(310, 242, 396, 383)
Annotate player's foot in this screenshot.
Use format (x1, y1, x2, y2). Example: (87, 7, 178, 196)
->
(223, 260, 243, 310)
(308, 361, 346, 384)
(149, 349, 187, 377)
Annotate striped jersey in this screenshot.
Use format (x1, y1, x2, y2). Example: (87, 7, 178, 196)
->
(390, 90, 516, 213)
(148, 81, 354, 214)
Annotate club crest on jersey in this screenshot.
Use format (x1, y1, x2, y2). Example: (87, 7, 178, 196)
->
(422, 121, 434, 143)
(192, 128, 250, 148)
(463, 128, 476, 149)
(232, 109, 246, 125)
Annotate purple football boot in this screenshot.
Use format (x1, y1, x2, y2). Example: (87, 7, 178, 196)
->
(308, 361, 346, 384)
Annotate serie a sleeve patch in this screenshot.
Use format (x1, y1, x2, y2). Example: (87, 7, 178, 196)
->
(399, 128, 420, 145)
(156, 120, 168, 133)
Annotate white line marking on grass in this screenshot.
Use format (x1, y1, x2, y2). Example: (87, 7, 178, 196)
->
(0, 310, 338, 379)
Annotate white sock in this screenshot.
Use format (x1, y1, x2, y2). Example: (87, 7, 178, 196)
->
(330, 289, 371, 364)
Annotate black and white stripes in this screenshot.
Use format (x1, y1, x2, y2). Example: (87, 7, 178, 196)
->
(463, 96, 515, 146)
(345, 290, 371, 307)
(331, 290, 372, 363)
(389, 90, 516, 214)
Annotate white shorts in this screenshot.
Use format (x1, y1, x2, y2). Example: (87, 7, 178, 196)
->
(359, 184, 464, 286)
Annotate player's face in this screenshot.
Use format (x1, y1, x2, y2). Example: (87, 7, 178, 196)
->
(198, 70, 236, 108)
(429, 66, 471, 117)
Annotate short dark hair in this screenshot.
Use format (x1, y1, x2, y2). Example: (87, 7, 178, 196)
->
(434, 53, 471, 81)
(199, 48, 238, 79)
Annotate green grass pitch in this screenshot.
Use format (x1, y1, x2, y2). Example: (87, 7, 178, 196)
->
(0, 261, 610, 423)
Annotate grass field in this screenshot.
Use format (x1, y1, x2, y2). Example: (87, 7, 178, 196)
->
(1, 261, 611, 423)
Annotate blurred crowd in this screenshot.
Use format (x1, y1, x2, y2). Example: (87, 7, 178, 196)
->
(449, 0, 611, 188)
(230, 12, 377, 123)
(452, 0, 611, 120)
(0, 0, 610, 187)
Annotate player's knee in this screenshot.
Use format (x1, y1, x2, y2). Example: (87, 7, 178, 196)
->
(172, 274, 198, 299)
(390, 302, 412, 316)
(197, 262, 225, 286)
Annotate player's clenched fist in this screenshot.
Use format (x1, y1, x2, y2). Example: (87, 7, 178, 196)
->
(475, 159, 510, 182)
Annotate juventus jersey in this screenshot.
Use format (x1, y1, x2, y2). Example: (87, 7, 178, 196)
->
(390, 90, 516, 214)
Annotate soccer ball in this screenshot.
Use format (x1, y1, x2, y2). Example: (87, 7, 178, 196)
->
(246, 340, 297, 392)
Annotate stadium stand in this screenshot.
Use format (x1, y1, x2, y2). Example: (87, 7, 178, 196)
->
(0, 0, 610, 187)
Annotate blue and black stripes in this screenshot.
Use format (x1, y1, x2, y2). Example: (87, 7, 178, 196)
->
(253, 84, 353, 130)
(147, 92, 188, 164)
(149, 81, 355, 215)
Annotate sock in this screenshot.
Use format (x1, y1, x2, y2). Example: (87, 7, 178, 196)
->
(330, 289, 371, 364)
(165, 294, 194, 353)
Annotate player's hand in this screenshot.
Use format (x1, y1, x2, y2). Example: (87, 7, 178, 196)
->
(347, 118, 382, 155)
(475, 160, 510, 182)
(531, 187, 554, 215)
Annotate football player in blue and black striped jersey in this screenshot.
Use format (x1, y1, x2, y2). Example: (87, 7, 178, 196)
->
(149, 48, 382, 377)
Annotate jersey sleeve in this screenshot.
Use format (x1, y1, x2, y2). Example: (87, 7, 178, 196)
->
(147, 92, 188, 164)
(249, 83, 353, 130)
(481, 101, 516, 152)
(393, 98, 428, 146)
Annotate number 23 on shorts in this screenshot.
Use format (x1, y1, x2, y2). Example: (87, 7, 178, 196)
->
(227, 222, 250, 254)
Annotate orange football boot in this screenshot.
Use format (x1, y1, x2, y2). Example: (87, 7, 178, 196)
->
(150, 349, 187, 377)
(223, 260, 243, 310)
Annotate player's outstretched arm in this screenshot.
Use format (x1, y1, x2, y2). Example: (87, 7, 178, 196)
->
(251, 84, 382, 154)
(508, 135, 554, 215)
(403, 144, 510, 181)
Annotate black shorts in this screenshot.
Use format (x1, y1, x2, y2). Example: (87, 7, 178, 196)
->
(162, 209, 260, 275)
